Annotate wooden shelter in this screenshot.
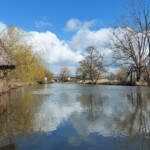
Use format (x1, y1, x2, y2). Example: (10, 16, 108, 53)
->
(0, 40, 15, 70)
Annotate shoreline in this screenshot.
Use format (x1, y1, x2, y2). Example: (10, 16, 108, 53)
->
(0, 78, 33, 96)
(0, 78, 149, 96)
(75, 79, 149, 86)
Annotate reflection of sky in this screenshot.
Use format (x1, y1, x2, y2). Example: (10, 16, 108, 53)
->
(36, 98, 83, 132)
(32, 84, 150, 137)
(15, 123, 125, 150)
(14, 84, 150, 149)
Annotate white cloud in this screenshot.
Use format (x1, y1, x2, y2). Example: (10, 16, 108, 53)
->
(28, 31, 83, 66)
(0, 21, 7, 34)
(35, 16, 52, 28)
(70, 28, 112, 52)
(64, 18, 96, 32)
(64, 19, 114, 69)
(69, 27, 114, 68)
(35, 21, 52, 28)
(64, 19, 81, 31)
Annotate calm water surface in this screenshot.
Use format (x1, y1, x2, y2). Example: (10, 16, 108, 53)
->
(0, 83, 150, 150)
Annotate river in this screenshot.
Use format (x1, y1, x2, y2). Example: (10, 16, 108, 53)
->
(0, 83, 150, 150)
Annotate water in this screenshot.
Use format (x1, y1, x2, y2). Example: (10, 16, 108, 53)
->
(0, 83, 150, 150)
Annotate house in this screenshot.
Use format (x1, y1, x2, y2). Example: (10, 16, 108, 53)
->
(0, 39, 15, 70)
(0, 39, 16, 94)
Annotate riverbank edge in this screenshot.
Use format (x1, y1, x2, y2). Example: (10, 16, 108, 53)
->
(0, 78, 149, 96)
(76, 79, 149, 86)
(0, 78, 34, 96)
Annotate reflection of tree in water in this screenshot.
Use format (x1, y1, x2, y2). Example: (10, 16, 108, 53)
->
(77, 92, 108, 121)
(75, 87, 150, 150)
(114, 91, 150, 150)
(0, 87, 46, 147)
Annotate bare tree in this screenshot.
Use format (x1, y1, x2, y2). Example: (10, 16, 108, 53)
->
(76, 66, 87, 83)
(110, 0, 150, 82)
(116, 68, 128, 82)
(77, 46, 105, 83)
(59, 67, 72, 81)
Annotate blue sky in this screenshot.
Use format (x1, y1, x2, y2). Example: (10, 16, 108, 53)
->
(0, 0, 125, 74)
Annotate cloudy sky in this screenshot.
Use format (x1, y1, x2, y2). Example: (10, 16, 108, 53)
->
(0, 0, 125, 74)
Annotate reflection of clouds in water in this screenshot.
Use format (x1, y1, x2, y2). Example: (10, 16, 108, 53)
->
(35, 90, 150, 139)
(68, 135, 95, 146)
(69, 112, 117, 137)
(36, 100, 83, 132)
(70, 94, 150, 138)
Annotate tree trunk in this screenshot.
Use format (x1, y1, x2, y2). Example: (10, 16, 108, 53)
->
(136, 69, 141, 82)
